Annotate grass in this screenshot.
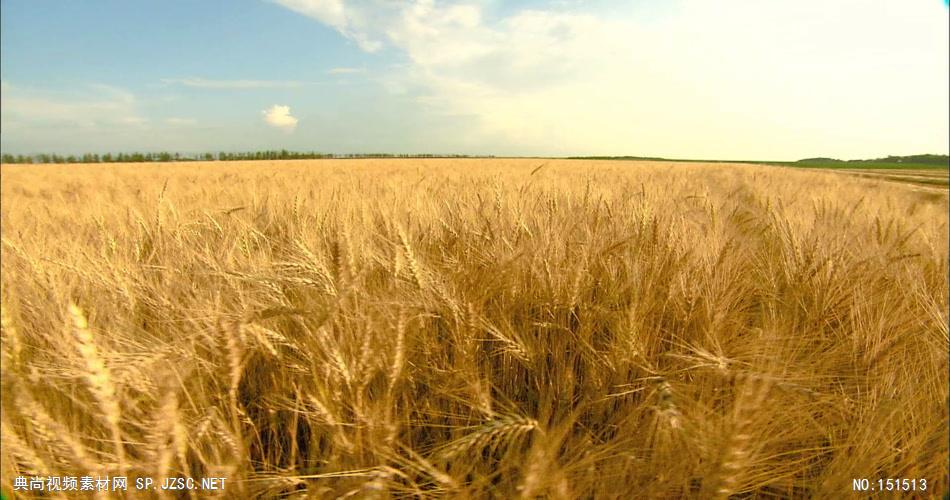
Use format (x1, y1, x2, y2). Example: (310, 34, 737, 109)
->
(1, 159, 947, 498)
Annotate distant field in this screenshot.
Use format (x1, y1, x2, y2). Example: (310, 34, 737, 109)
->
(1, 159, 947, 498)
(810, 168, 950, 191)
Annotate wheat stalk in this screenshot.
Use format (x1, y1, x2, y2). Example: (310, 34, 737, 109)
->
(435, 414, 538, 460)
(704, 376, 774, 499)
(0, 302, 23, 367)
(16, 390, 98, 474)
(2, 418, 51, 475)
(396, 224, 427, 289)
(68, 303, 126, 476)
(389, 308, 408, 390)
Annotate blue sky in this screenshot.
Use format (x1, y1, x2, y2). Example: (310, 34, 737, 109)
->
(1, 0, 947, 159)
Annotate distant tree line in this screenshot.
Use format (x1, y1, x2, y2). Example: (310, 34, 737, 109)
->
(568, 154, 949, 166)
(796, 154, 949, 166)
(0, 151, 494, 164)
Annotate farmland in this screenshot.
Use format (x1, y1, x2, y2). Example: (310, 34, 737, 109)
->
(1, 159, 948, 498)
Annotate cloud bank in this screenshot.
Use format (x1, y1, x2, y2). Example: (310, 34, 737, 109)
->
(262, 104, 299, 132)
(0, 82, 145, 130)
(273, 0, 949, 159)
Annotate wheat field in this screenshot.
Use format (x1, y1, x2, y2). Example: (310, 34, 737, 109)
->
(1, 159, 947, 498)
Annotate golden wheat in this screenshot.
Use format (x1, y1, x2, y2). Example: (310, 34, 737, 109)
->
(1, 159, 947, 498)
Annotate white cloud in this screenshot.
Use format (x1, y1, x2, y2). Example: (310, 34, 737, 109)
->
(262, 104, 299, 132)
(271, 0, 385, 51)
(273, 0, 949, 159)
(161, 77, 306, 89)
(165, 117, 197, 126)
(327, 67, 364, 74)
